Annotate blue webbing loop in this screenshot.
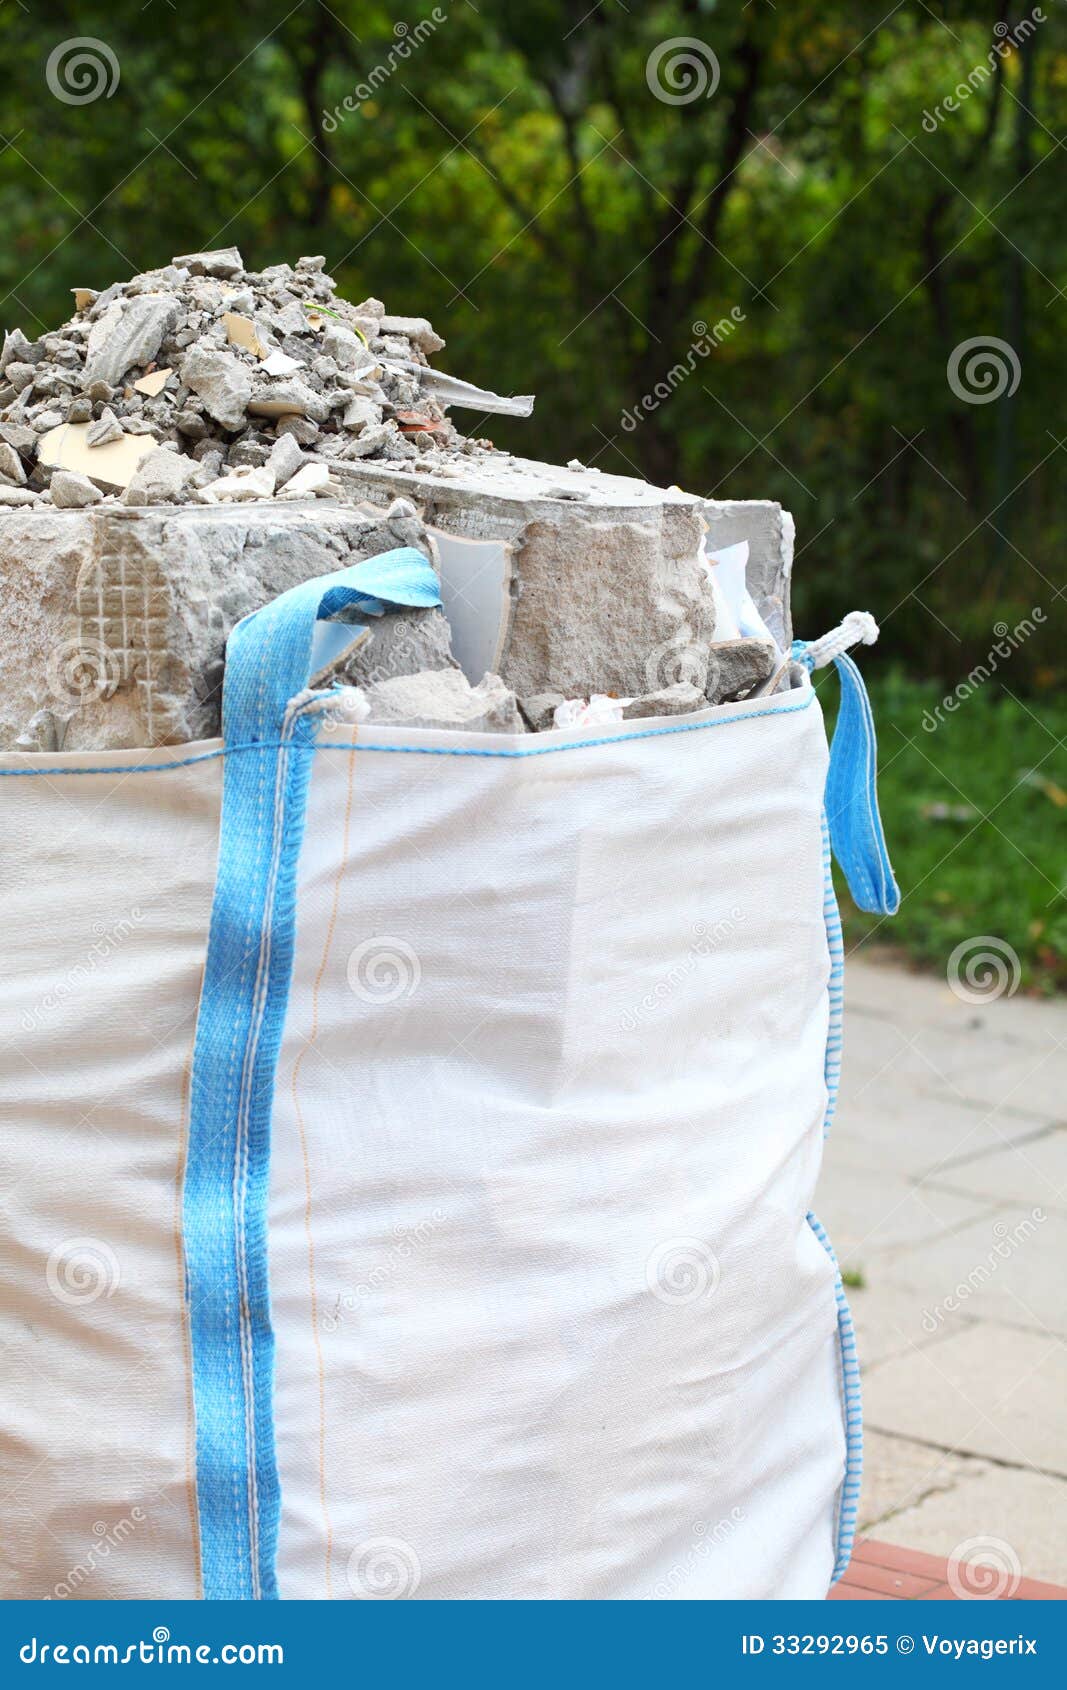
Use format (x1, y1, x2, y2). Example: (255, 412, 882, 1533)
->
(185, 549, 441, 1600)
(793, 636, 900, 917)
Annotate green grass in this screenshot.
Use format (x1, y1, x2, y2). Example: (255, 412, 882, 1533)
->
(819, 672, 1067, 996)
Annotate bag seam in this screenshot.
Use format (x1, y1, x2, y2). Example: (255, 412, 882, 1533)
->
(0, 689, 815, 779)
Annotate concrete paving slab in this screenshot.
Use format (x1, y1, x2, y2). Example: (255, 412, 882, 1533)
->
(829, 1085, 1050, 1184)
(845, 954, 1067, 1049)
(858, 1428, 986, 1534)
(928, 1126, 1067, 1214)
(814, 1158, 991, 1265)
(925, 1047, 1067, 1127)
(861, 1320, 1067, 1475)
(876, 1205, 1065, 1337)
(845, 1278, 966, 1368)
(875, 1465, 1067, 1589)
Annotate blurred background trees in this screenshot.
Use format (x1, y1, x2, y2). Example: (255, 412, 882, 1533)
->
(2, 0, 1064, 981)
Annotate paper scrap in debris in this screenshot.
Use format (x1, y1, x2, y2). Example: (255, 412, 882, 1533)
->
(261, 349, 303, 377)
(134, 367, 173, 397)
(37, 421, 157, 492)
(223, 313, 269, 359)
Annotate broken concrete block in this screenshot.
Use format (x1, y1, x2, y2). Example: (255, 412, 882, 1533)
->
(247, 379, 329, 423)
(342, 394, 383, 433)
(0, 486, 38, 506)
(701, 502, 794, 651)
(378, 315, 445, 355)
(621, 682, 707, 720)
(332, 456, 795, 684)
(323, 606, 459, 690)
(37, 421, 155, 492)
(358, 668, 524, 733)
(705, 638, 778, 705)
(203, 464, 277, 502)
(267, 432, 304, 489)
(123, 448, 197, 506)
(0, 500, 439, 750)
(322, 324, 372, 370)
(87, 407, 124, 446)
(501, 513, 716, 700)
(84, 294, 180, 388)
(181, 346, 253, 431)
(275, 462, 332, 500)
(1, 329, 35, 374)
(0, 442, 26, 485)
(519, 692, 566, 732)
(49, 470, 104, 509)
(172, 247, 245, 278)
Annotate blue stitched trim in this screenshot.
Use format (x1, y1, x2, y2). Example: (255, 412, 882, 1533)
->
(810, 811, 862, 1585)
(0, 688, 815, 779)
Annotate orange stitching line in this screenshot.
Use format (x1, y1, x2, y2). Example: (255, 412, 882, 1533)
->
(289, 746, 358, 1601)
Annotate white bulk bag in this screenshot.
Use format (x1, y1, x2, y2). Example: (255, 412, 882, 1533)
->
(0, 554, 897, 1601)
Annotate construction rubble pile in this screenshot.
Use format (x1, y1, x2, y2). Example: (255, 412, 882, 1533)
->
(0, 249, 800, 751)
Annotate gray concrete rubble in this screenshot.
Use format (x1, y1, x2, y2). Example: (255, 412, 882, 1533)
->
(317, 606, 459, 691)
(0, 248, 529, 512)
(621, 682, 707, 719)
(1, 251, 802, 748)
(352, 668, 525, 734)
(706, 638, 779, 703)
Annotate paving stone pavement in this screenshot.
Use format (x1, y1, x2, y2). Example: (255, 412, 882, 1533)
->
(818, 954, 1067, 1587)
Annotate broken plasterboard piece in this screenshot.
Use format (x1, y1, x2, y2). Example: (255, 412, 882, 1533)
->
(427, 526, 515, 682)
(262, 349, 303, 377)
(389, 360, 535, 418)
(71, 289, 96, 313)
(37, 421, 157, 493)
(133, 367, 174, 397)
